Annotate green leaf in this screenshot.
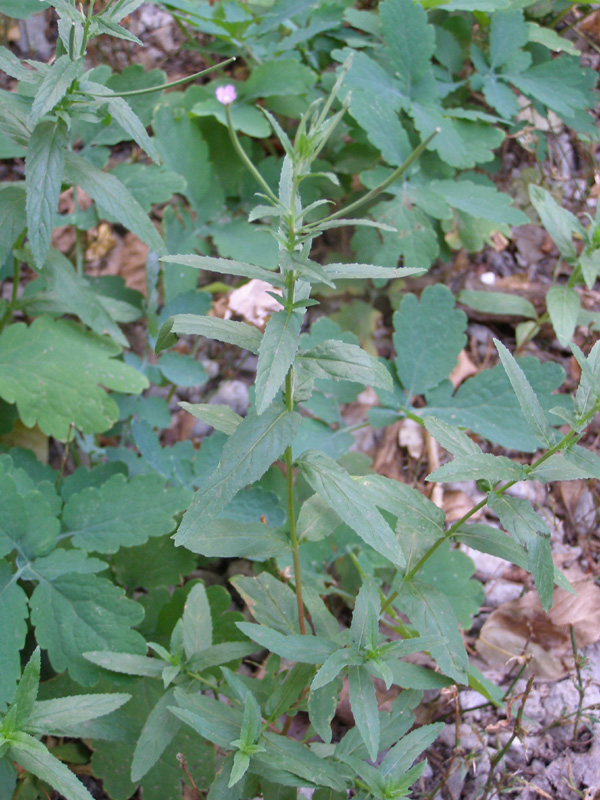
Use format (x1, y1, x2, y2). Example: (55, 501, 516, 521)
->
(236, 623, 336, 664)
(298, 340, 392, 391)
(10, 648, 40, 730)
(111, 533, 197, 590)
(0, 182, 27, 265)
(297, 494, 341, 543)
(529, 444, 600, 482)
(0, 47, 40, 82)
(0, 560, 28, 706)
(25, 121, 68, 268)
(396, 579, 468, 682)
(510, 58, 596, 126)
(312, 649, 361, 691)
(25, 693, 131, 736)
(157, 352, 208, 387)
(494, 339, 553, 447)
(63, 152, 166, 255)
(574, 340, 600, 419)
(185, 642, 255, 673)
(231, 573, 299, 635)
(0, 317, 148, 441)
(42, 249, 128, 346)
(91, 678, 213, 800)
(432, 180, 527, 226)
(160, 254, 284, 287)
(348, 665, 379, 761)
(528, 532, 554, 612)
(29, 54, 83, 126)
(243, 59, 316, 98)
(423, 417, 480, 457)
(458, 290, 537, 319)
(394, 285, 467, 396)
(131, 688, 181, 783)
(182, 583, 212, 659)
(229, 752, 251, 788)
(325, 263, 423, 280)
(9, 732, 94, 800)
(175, 406, 301, 549)
(528, 185, 582, 260)
(381, 0, 435, 98)
(380, 723, 443, 780)
(487, 493, 549, 548)
(30, 570, 146, 686)
(256, 732, 346, 791)
(546, 286, 580, 347)
(417, 544, 483, 629)
(109, 164, 186, 212)
(183, 518, 289, 559)
(350, 578, 380, 651)
(62, 473, 186, 554)
(179, 402, 242, 436)
(297, 451, 405, 566)
(427, 452, 527, 483)
(308, 679, 340, 745)
(89, 88, 159, 164)
(424, 357, 568, 451)
(170, 313, 263, 354)
(82, 652, 164, 678)
(170, 692, 242, 749)
(454, 523, 528, 571)
(255, 310, 304, 414)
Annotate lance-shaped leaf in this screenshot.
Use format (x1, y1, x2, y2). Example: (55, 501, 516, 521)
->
(297, 340, 392, 391)
(231, 573, 299, 635)
(297, 451, 405, 566)
(308, 679, 340, 745)
(236, 623, 337, 664)
(325, 263, 423, 280)
(182, 583, 212, 659)
(495, 339, 553, 447)
(82, 652, 165, 678)
(170, 691, 242, 749)
(546, 285, 580, 347)
(423, 417, 481, 457)
(25, 694, 131, 736)
(131, 688, 181, 783)
(528, 444, 600, 482)
(179, 402, 242, 436)
(255, 309, 304, 414)
(427, 453, 527, 484)
(175, 406, 301, 549)
(170, 314, 263, 354)
(0, 560, 28, 706)
(348, 665, 380, 761)
(184, 519, 289, 559)
(62, 473, 188, 554)
(63, 152, 165, 256)
(350, 578, 380, 651)
(0, 317, 148, 441)
(26, 121, 68, 268)
(396, 579, 468, 683)
(29, 54, 83, 126)
(9, 732, 95, 800)
(379, 723, 443, 780)
(255, 732, 346, 792)
(160, 254, 284, 286)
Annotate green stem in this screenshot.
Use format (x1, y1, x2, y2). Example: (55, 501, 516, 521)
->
(303, 128, 439, 229)
(225, 104, 279, 204)
(404, 423, 587, 584)
(80, 0, 95, 56)
(11, 255, 19, 306)
(83, 58, 236, 97)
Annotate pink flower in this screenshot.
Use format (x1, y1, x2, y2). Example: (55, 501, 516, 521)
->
(215, 84, 237, 105)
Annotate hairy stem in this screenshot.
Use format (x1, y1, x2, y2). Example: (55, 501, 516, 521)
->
(226, 105, 279, 204)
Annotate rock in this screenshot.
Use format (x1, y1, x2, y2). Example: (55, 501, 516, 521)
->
(211, 380, 250, 415)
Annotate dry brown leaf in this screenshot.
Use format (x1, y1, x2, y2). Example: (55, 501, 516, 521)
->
(443, 489, 478, 523)
(94, 233, 149, 295)
(0, 421, 48, 463)
(449, 349, 478, 389)
(398, 418, 425, 459)
(85, 222, 116, 261)
(372, 421, 404, 481)
(476, 563, 600, 680)
(224, 279, 281, 329)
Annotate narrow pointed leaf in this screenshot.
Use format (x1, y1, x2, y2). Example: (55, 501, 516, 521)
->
(494, 339, 553, 447)
(298, 340, 392, 390)
(131, 688, 181, 783)
(348, 665, 379, 761)
(182, 583, 212, 659)
(175, 406, 301, 549)
(255, 310, 303, 414)
(236, 623, 337, 664)
(160, 254, 284, 286)
(26, 694, 131, 735)
(10, 732, 94, 800)
(29, 55, 83, 126)
(171, 314, 262, 354)
(297, 451, 405, 566)
(179, 402, 242, 435)
(26, 121, 67, 268)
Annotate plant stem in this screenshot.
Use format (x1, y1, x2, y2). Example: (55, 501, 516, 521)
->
(83, 58, 236, 97)
(285, 391, 306, 635)
(226, 104, 279, 204)
(303, 128, 439, 229)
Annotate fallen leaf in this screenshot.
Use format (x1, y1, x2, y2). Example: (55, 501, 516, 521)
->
(85, 222, 116, 261)
(398, 418, 424, 459)
(0, 420, 48, 463)
(224, 279, 281, 329)
(449, 349, 478, 389)
(477, 563, 600, 680)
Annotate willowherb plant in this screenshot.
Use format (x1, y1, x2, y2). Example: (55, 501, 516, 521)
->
(85, 62, 600, 799)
